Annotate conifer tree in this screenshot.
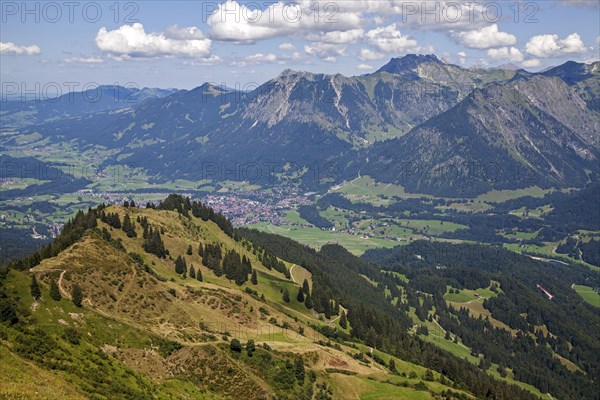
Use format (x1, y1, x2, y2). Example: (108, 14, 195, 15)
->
(143, 227, 167, 258)
(282, 288, 290, 303)
(251, 269, 258, 285)
(389, 358, 397, 373)
(197, 268, 203, 282)
(424, 369, 435, 381)
(122, 214, 137, 237)
(246, 339, 256, 357)
(223, 250, 240, 281)
(186, 245, 193, 255)
(297, 287, 305, 302)
(71, 284, 83, 308)
(339, 311, 347, 329)
(242, 255, 252, 276)
(50, 280, 61, 301)
(230, 338, 242, 353)
(198, 242, 204, 257)
(189, 265, 196, 279)
(107, 212, 121, 228)
(175, 255, 187, 275)
(304, 292, 313, 309)
(213, 262, 223, 277)
(302, 279, 310, 294)
(30, 275, 41, 300)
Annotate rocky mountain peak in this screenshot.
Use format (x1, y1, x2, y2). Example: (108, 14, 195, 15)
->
(376, 54, 443, 74)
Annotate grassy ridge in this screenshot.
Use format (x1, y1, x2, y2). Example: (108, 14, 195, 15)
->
(1, 205, 473, 399)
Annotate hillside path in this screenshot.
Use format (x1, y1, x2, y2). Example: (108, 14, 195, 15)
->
(58, 270, 70, 299)
(289, 264, 297, 283)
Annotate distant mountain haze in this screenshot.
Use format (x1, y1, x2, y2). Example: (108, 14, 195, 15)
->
(3, 55, 598, 195)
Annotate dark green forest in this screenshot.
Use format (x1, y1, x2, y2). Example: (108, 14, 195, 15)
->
(3, 194, 599, 399)
(363, 241, 600, 399)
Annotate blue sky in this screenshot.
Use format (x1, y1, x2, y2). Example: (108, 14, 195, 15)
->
(1, 0, 599, 92)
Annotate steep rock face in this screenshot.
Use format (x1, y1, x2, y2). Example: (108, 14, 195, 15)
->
(376, 54, 443, 74)
(236, 55, 513, 147)
(240, 71, 377, 143)
(512, 75, 599, 148)
(358, 75, 599, 196)
(6, 57, 598, 194)
(16, 54, 515, 146)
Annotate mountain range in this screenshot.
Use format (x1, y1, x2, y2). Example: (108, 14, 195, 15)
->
(2, 55, 598, 195)
(0, 86, 178, 128)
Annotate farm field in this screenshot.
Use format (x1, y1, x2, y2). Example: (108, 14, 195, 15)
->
(248, 222, 399, 255)
(475, 186, 554, 203)
(573, 285, 600, 308)
(330, 176, 434, 204)
(444, 284, 501, 303)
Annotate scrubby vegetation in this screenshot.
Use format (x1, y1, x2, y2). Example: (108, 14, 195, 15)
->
(3, 194, 597, 399)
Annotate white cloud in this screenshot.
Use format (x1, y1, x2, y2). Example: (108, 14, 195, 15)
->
(95, 23, 212, 59)
(487, 47, 524, 63)
(454, 24, 516, 49)
(164, 25, 206, 40)
(556, 33, 587, 54)
(357, 64, 374, 70)
(358, 48, 385, 60)
(365, 23, 418, 53)
(231, 53, 276, 67)
(278, 43, 295, 51)
(231, 51, 302, 67)
(457, 51, 467, 65)
(525, 33, 587, 58)
(0, 41, 40, 55)
(206, 0, 468, 45)
(522, 59, 541, 68)
(183, 55, 224, 66)
(207, 0, 361, 42)
(329, 0, 489, 30)
(305, 29, 364, 44)
(304, 42, 346, 60)
(203, 0, 490, 61)
(64, 56, 104, 64)
(324, 56, 337, 63)
(246, 53, 277, 64)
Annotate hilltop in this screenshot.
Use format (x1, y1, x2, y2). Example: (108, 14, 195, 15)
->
(0, 195, 475, 400)
(2, 194, 598, 399)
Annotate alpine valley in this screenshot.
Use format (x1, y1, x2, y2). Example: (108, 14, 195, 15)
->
(1, 55, 599, 400)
